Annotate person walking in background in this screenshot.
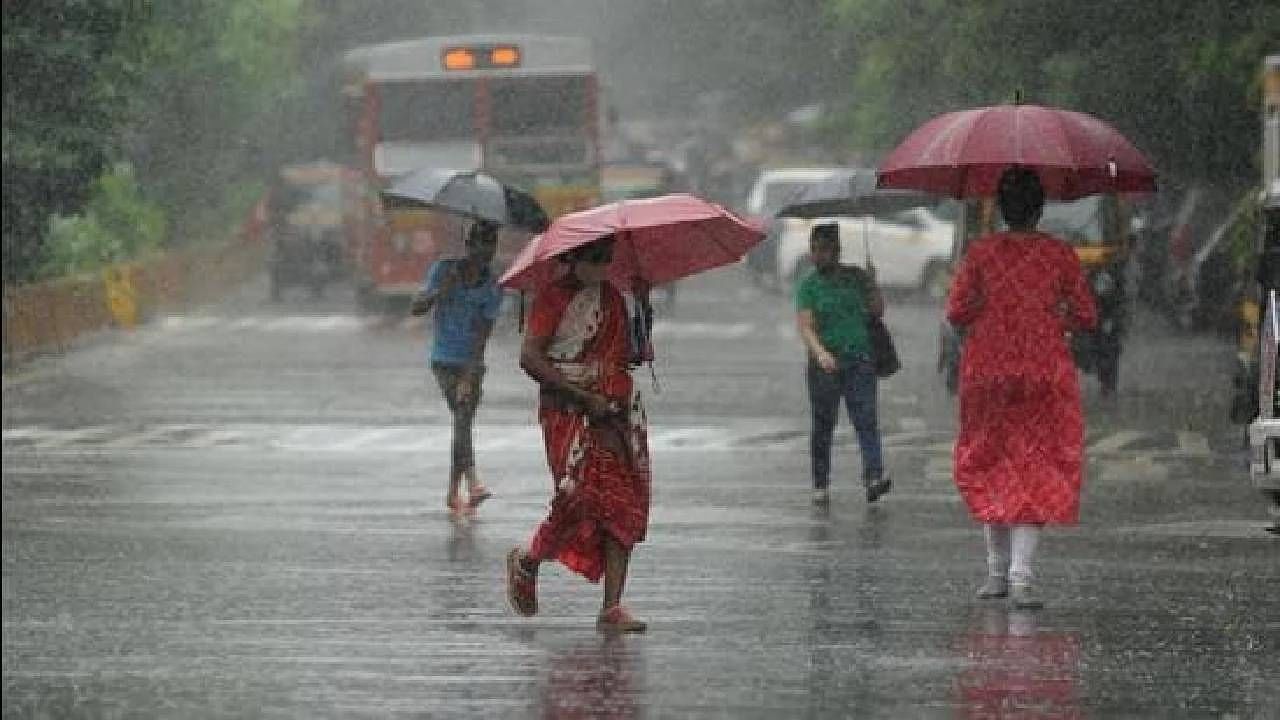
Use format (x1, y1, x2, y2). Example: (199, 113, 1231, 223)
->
(506, 235, 652, 633)
(945, 167, 1098, 609)
(410, 220, 503, 515)
(795, 222, 892, 505)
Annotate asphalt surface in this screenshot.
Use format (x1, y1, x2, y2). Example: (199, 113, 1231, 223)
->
(3, 265, 1278, 718)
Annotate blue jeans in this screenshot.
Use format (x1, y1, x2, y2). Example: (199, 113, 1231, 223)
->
(806, 354, 883, 489)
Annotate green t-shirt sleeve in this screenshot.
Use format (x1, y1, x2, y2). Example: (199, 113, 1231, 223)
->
(794, 273, 816, 311)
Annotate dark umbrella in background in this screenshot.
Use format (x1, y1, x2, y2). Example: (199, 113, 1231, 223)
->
(775, 188, 940, 221)
(381, 167, 550, 233)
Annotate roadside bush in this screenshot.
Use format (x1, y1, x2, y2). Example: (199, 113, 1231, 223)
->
(43, 163, 166, 277)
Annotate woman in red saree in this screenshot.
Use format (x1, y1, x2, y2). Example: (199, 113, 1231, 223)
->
(945, 167, 1097, 609)
(506, 236, 651, 632)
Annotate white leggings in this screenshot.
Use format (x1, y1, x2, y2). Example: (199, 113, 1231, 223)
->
(984, 524, 1041, 584)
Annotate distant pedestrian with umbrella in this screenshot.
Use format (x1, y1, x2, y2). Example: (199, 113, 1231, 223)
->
(411, 220, 503, 514)
(945, 167, 1097, 609)
(387, 167, 550, 516)
(500, 193, 763, 632)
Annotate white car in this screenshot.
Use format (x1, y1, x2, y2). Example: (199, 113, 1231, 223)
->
(744, 167, 872, 287)
(746, 167, 865, 217)
(775, 207, 955, 297)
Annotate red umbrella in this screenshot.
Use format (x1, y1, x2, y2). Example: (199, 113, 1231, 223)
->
(877, 104, 1156, 200)
(498, 193, 764, 291)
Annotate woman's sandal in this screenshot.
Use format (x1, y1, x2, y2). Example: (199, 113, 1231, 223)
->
(596, 604, 646, 633)
(506, 547, 538, 617)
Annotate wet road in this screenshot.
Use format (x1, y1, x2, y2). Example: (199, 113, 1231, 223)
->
(4, 267, 1278, 718)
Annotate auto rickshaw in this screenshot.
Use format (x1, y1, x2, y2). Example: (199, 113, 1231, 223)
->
(938, 194, 1132, 395)
(266, 163, 351, 301)
(1239, 182, 1280, 531)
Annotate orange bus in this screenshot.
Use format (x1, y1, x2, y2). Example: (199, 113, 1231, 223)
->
(341, 34, 602, 309)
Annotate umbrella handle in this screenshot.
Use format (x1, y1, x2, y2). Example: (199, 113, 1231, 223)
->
(863, 218, 875, 274)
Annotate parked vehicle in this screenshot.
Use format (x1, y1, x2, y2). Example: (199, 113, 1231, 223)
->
(939, 194, 1132, 395)
(266, 163, 361, 301)
(775, 205, 955, 295)
(743, 167, 866, 290)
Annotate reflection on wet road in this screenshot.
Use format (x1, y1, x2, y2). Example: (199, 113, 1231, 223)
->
(4, 269, 1278, 717)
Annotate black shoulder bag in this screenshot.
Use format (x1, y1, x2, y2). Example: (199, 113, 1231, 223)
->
(856, 223, 901, 378)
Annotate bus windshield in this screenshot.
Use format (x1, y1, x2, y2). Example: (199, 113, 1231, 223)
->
(491, 77, 587, 134)
(377, 81, 474, 141)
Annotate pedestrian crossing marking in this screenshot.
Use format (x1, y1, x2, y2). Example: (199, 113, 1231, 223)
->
(2, 423, 1217, 461)
(651, 321, 755, 340)
(1088, 430, 1146, 454)
(152, 314, 769, 340)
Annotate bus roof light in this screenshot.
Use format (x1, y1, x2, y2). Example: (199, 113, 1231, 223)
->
(443, 48, 476, 70)
(490, 46, 521, 67)
(443, 44, 521, 70)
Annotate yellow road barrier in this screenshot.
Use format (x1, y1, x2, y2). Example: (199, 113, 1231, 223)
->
(3, 234, 266, 367)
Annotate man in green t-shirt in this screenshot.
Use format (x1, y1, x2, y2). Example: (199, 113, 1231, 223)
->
(795, 222, 891, 504)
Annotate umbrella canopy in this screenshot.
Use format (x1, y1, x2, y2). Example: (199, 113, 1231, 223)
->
(876, 104, 1157, 200)
(499, 193, 764, 291)
(381, 167, 549, 232)
(776, 188, 941, 220)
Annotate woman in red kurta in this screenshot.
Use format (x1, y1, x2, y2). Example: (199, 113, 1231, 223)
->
(505, 236, 651, 632)
(945, 167, 1097, 609)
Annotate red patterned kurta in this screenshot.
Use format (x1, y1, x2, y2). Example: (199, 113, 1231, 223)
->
(945, 232, 1097, 525)
(526, 279, 651, 582)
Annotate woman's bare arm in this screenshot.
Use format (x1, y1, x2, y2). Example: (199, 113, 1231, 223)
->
(519, 333, 611, 415)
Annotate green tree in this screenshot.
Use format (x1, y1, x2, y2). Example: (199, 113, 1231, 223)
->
(2, 0, 147, 283)
(119, 0, 305, 243)
(827, 0, 1279, 188)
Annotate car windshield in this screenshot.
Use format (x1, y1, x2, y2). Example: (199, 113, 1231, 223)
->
(762, 180, 828, 215)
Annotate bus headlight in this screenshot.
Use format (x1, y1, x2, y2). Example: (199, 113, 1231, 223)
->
(1092, 270, 1117, 296)
(391, 232, 410, 254)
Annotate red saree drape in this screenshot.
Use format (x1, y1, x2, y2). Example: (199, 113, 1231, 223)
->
(525, 279, 651, 582)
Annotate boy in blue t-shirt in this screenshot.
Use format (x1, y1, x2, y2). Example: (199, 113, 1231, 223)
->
(410, 221, 504, 513)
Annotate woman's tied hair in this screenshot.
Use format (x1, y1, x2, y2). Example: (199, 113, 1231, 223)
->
(997, 166, 1045, 229)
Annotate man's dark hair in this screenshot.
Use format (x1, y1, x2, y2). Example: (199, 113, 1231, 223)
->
(997, 166, 1045, 229)
(810, 222, 839, 245)
(467, 220, 499, 247)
